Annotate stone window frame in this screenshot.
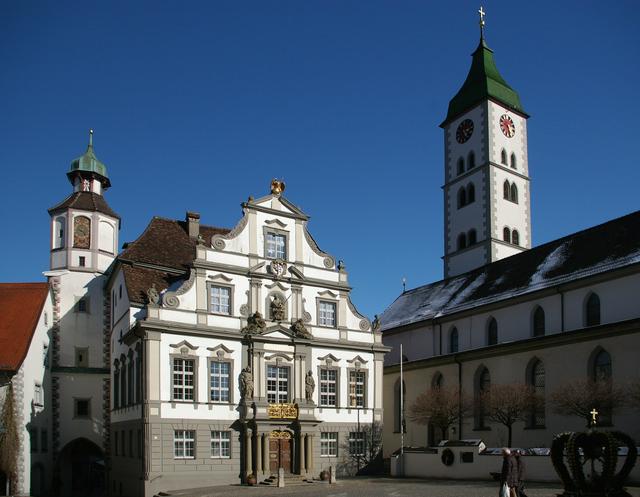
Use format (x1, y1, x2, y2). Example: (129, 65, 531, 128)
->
(73, 397, 91, 419)
(265, 358, 292, 404)
(263, 226, 289, 260)
(320, 431, 339, 457)
(170, 348, 199, 404)
(210, 430, 232, 459)
(207, 356, 234, 404)
(347, 367, 368, 410)
(173, 429, 196, 459)
(207, 282, 234, 316)
(317, 365, 340, 408)
(316, 298, 338, 328)
(75, 347, 89, 368)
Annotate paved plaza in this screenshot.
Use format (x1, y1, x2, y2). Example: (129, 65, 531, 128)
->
(161, 477, 640, 497)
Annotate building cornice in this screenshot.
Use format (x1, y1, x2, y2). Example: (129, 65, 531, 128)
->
(384, 317, 640, 374)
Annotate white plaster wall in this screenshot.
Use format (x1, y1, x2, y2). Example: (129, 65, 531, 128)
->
(445, 105, 487, 182)
(18, 290, 53, 496)
(158, 333, 242, 421)
(56, 270, 106, 369)
(491, 168, 531, 248)
(447, 247, 489, 279)
(56, 374, 105, 449)
(311, 348, 375, 424)
(488, 102, 528, 177)
(383, 326, 435, 366)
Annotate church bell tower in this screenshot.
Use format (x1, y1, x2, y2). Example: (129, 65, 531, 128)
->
(441, 8, 531, 278)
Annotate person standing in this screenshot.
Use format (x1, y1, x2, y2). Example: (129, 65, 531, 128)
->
(515, 450, 527, 497)
(500, 448, 518, 497)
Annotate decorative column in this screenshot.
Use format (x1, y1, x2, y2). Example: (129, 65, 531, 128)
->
(299, 432, 306, 475)
(307, 434, 314, 476)
(245, 429, 253, 478)
(262, 433, 270, 474)
(304, 434, 311, 474)
(256, 434, 262, 477)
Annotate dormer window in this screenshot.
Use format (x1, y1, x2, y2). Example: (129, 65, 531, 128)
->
(266, 231, 286, 259)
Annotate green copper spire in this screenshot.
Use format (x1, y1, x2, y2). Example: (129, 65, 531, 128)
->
(442, 11, 526, 126)
(67, 129, 111, 187)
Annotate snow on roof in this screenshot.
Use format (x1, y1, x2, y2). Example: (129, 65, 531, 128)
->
(380, 210, 640, 331)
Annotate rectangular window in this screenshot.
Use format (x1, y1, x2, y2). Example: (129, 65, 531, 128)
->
(75, 347, 89, 368)
(174, 430, 195, 459)
(74, 398, 90, 418)
(210, 431, 231, 458)
(172, 358, 195, 401)
(320, 432, 338, 457)
(319, 369, 337, 407)
(266, 365, 289, 404)
(318, 301, 337, 327)
(210, 285, 231, 315)
(41, 429, 48, 453)
(210, 361, 230, 403)
(34, 383, 43, 407)
(266, 232, 286, 259)
(79, 256, 86, 267)
(348, 431, 365, 456)
(349, 370, 366, 408)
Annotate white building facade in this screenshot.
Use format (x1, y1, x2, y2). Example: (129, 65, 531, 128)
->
(107, 181, 387, 497)
(381, 26, 640, 463)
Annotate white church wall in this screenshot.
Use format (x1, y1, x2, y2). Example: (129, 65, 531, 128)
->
(445, 104, 486, 183)
(487, 102, 528, 176)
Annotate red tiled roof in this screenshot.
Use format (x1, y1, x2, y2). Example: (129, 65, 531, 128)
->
(117, 216, 230, 304)
(0, 283, 49, 372)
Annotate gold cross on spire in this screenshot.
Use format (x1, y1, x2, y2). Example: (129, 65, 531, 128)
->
(478, 6, 486, 37)
(590, 408, 599, 426)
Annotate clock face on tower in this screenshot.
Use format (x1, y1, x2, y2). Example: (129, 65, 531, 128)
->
(73, 216, 91, 249)
(456, 119, 474, 144)
(499, 114, 515, 138)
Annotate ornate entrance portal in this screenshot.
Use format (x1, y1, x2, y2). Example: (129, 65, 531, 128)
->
(269, 431, 292, 474)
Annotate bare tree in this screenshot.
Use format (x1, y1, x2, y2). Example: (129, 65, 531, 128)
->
(550, 378, 625, 426)
(339, 421, 384, 475)
(478, 383, 538, 448)
(408, 386, 471, 441)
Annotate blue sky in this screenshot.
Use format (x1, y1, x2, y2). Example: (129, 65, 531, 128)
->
(1, 1, 638, 319)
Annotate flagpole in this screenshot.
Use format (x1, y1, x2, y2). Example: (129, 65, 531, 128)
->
(400, 343, 404, 476)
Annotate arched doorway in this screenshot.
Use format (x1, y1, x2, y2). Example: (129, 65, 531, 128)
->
(56, 438, 104, 497)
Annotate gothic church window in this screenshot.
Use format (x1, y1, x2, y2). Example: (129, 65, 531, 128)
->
(510, 153, 517, 169)
(510, 183, 519, 203)
(449, 327, 459, 353)
(585, 293, 601, 327)
(457, 233, 467, 250)
(590, 348, 612, 424)
(468, 229, 477, 245)
(467, 183, 475, 203)
(503, 180, 511, 200)
(467, 151, 476, 170)
(533, 306, 545, 337)
(487, 317, 498, 345)
(457, 157, 465, 175)
(512, 229, 520, 246)
(54, 217, 65, 249)
(457, 187, 467, 208)
(474, 366, 490, 429)
(527, 358, 545, 427)
(503, 227, 511, 243)
(501, 149, 508, 165)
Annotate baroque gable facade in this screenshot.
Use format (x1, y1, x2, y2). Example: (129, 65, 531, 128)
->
(108, 181, 387, 496)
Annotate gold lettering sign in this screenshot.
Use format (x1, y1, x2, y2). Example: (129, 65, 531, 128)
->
(270, 430, 292, 440)
(267, 403, 298, 419)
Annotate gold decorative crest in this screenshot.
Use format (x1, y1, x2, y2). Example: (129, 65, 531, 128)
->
(270, 430, 292, 440)
(270, 179, 286, 195)
(267, 403, 298, 419)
